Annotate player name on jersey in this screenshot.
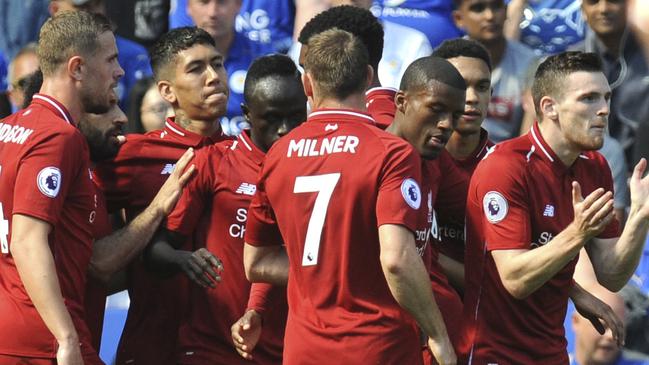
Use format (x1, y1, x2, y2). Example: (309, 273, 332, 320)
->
(287, 135, 359, 157)
(0, 123, 34, 145)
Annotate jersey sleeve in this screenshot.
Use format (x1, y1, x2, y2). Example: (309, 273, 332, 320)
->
(245, 161, 283, 247)
(12, 130, 84, 225)
(246, 282, 274, 315)
(165, 147, 216, 237)
(376, 138, 423, 232)
(473, 154, 532, 251)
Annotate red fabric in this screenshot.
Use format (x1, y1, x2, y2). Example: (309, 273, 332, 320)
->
(365, 87, 397, 129)
(435, 129, 494, 263)
(166, 131, 286, 365)
(460, 123, 620, 364)
(94, 118, 230, 365)
(246, 109, 424, 365)
(0, 95, 97, 359)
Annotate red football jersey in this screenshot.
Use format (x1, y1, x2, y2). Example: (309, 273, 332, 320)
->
(461, 123, 620, 364)
(94, 118, 229, 365)
(365, 87, 397, 129)
(0, 94, 99, 362)
(246, 109, 424, 365)
(435, 130, 494, 263)
(166, 131, 287, 365)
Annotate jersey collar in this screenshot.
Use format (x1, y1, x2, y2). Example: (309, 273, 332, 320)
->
(163, 117, 227, 147)
(307, 108, 376, 126)
(30, 94, 74, 125)
(235, 130, 265, 166)
(528, 122, 580, 174)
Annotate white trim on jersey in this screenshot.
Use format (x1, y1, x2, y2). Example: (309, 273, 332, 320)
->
(530, 127, 554, 162)
(239, 134, 253, 151)
(165, 121, 186, 137)
(309, 110, 376, 124)
(32, 95, 71, 124)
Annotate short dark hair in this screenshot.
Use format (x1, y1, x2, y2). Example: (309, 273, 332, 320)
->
(304, 28, 369, 100)
(298, 5, 383, 71)
(38, 11, 112, 76)
(531, 51, 603, 116)
(432, 38, 493, 71)
(399, 56, 467, 92)
(150, 27, 216, 81)
(21, 69, 44, 109)
(244, 54, 301, 105)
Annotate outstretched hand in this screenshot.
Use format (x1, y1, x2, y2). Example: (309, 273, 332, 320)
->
(629, 158, 649, 220)
(571, 182, 614, 240)
(231, 309, 263, 360)
(573, 288, 625, 347)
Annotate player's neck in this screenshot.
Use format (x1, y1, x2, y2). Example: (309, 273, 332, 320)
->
(538, 119, 581, 167)
(38, 77, 82, 124)
(310, 93, 367, 112)
(174, 111, 220, 137)
(446, 130, 481, 160)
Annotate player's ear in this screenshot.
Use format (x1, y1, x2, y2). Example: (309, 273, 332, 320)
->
(395, 90, 407, 114)
(540, 96, 558, 121)
(158, 80, 177, 105)
(365, 65, 374, 89)
(302, 72, 314, 98)
(452, 9, 465, 29)
(68, 56, 84, 81)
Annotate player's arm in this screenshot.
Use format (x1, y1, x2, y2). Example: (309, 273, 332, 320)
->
(438, 253, 465, 294)
(243, 244, 288, 285)
(586, 160, 649, 291)
(88, 148, 196, 283)
(231, 282, 274, 360)
(379, 224, 456, 365)
(10, 214, 83, 365)
(492, 182, 614, 299)
(569, 281, 625, 346)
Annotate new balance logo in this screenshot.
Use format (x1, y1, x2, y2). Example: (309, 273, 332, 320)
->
(161, 163, 175, 175)
(543, 204, 555, 217)
(236, 182, 256, 195)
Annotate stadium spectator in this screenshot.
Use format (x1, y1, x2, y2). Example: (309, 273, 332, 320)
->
(572, 285, 649, 365)
(149, 53, 305, 365)
(461, 51, 649, 364)
(571, 0, 649, 169)
(94, 26, 231, 365)
(243, 28, 455, 365)
(49, 0, 153, 111)
(453, 0, 538, 142)
(0, 0, 49, 60)
(126, 77, 172, 133)
(6, 43, 39, 113)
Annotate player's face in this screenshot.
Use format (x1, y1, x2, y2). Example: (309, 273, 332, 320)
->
(582, 0, 627, 37)
(168, 44, 228, 122)
(447, 56, 491, 135)
(555, 71, 611, 151)
(454, 0, 506, 43)
(80, 31, 124, 114)
(398, 80, 465, 160)
(188, 0, 241, 40)
(78, 97, 127, 162)
(244, 76, 307, 152)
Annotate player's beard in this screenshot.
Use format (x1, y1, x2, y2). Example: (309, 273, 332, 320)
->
(78, 122, 120, 162)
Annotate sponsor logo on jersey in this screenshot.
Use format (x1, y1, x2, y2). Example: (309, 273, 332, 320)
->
(483, 191, 508, 223)
(0, 123, 35, 145)
(37, 167, 62, 198)
(236, 182, 257, 195)
(287, 135, 359, 157)
(543, 204, 555, 217)
(401, 178, 421, 209)
(532, 231, 554, 248)
(161, 163, 175, 175)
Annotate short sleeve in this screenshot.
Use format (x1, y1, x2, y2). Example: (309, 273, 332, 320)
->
(376, 139, 423, 232)
(245, 161, 283, 246)
(165, 148, 216, 236)
(473, 156, 532, 251)
(13, 130, 83, 225)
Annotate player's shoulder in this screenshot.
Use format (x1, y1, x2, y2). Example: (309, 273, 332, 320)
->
(477, 135, 530, 172)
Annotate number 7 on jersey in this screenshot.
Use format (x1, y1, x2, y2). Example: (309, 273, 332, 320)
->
(293, 173, 340, 266)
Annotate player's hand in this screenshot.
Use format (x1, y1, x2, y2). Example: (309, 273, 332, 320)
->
(427, 337, 457, 365)
(150, 148, 196, 216)
(56, 338, 83, 365)
(629, 158, 649, 220)
(231, 309, 263, 360)
(570, 182, 614, 240)
(178, 248, 223, 288)
(572, 287, 625, 347)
